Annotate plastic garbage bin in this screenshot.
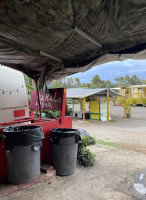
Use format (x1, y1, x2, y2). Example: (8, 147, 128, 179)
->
(50, 128, 81, 176)
(2, 125, 44, 184)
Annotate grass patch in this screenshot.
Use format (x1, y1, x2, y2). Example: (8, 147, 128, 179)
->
(109, 120, 116, 122)
(96, 139, 122, 149)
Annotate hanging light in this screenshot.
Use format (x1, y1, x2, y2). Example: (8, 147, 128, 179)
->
(73, 26, 102, 47)
(40, 51, 62, 62)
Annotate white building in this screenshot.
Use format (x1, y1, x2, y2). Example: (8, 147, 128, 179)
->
(66, 88, 120, 121)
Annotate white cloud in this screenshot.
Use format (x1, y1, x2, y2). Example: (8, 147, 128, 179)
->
(129, 67, 146, 73)
(122, 60, 133, 68)
(91, 66, 100, 71)
(114, 71, 123, 75)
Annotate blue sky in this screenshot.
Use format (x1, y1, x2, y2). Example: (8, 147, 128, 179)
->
(67, 59, 146, 83)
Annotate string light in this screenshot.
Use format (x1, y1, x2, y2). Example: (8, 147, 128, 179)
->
(0, 81, 25, 95)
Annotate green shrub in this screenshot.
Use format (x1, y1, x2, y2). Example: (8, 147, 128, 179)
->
(130, 98, 137, 105)
(140, 96, 146, 104)
(65, 104, 73, 116)
(117, 97, 125, 105)
(77, 136, 96, 167)
(77, 146, 96, 167)
(42, 110, 60, 119)
(81, 135, 96, 145)
(112, 97, 117, 104)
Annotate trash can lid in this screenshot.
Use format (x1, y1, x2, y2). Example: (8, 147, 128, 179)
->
(50, 128, 81, 144)
(51, 128, 80, 137)
(3, 125, 41, 133)
(2, 125, 44, 150)
(3, 125, 44, 137)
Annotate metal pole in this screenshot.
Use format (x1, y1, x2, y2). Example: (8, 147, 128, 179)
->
(83, 96, 85, 123)
(124, 97, 127, 119)
(61, 88, 66, 124)
(36, 82, 42, 119)
(73, 100, 74, 112)
(107, 88, 110, 122)
(80, 98, 82, 111)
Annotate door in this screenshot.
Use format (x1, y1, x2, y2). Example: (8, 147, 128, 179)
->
(89, 100, 100, 120)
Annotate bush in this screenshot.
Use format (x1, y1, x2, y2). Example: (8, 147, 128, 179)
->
(130, 98, 137, 105)
(77, 136, 96, 167)
(116, 97, 125, 105)
(140, 96, 146, 104)
(42, 110, 60, 119)
(112, 97, 117, 105)
(65, 103, 73, 116)
(77, 147, 96, 167)
(81, 135, 96, 145)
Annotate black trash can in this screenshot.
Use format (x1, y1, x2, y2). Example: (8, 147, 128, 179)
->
(50, 128, 81, 176)
(85, 112, 90, 119)
(2, 125, 44, 184)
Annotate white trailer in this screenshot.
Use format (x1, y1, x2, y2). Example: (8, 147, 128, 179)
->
(0, 65, 29, 123)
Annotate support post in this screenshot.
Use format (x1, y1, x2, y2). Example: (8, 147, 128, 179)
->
(61, 88, 66, 124)
(107, 88, 110, 122)
(83, 96, 85, 123)
(36, 82, 42, 119)
(124, 97, 127, 119)
(80, 99, 82, 111)
(72, 99, 74, 112)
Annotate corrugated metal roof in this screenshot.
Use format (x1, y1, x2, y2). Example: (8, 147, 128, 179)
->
(66, 88, 120, 98)
(130, 85, 146, 88)
(120, 84, 146, 88)
(111, 87, 120, 90)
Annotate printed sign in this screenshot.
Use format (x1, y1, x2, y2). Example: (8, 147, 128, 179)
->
(31, 88, 64, 111)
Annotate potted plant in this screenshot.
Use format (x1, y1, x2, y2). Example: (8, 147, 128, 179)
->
(123, 98, 131, 118)
(126, 104, 131, 118)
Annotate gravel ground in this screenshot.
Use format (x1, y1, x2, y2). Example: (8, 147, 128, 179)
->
(73, 106, 146, 154)
(2, 106, 146, 200)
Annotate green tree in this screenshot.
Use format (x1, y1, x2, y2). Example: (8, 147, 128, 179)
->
(124, 75, 130, 84)
(75, 78, 81, 87)
(105, 80, 112, 88)
(114, 75, 142, 86)
(141, 79, 146, 84)
(129, 75, 141, 85)
(90, 75, 101, 88)
(114, 77, 124, 85)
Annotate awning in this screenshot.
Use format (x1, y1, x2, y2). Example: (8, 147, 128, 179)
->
(66, 88, 120, 99)
(0, 1, 146, 86)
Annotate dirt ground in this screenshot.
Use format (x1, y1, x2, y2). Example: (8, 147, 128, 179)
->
(73, 106, 146, 154)
(2, 106, 146, 200)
